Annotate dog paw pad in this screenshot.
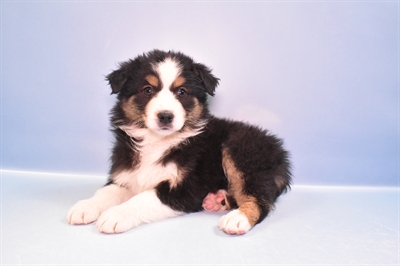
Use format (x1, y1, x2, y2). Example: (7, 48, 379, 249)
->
(202, 190, 229, 212)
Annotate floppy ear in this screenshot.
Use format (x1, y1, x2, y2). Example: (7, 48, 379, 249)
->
(193, 63, 220, 96)
(106, 64, 129, 94)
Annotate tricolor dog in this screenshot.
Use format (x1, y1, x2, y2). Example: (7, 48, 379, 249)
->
(67, 50, 291, 235)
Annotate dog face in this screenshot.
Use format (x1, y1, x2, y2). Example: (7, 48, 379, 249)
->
(107, 50, 219, 136)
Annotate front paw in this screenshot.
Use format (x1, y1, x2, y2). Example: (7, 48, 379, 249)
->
(96, 206, 137, 234)
(218, 210, 252, 235)
(67, 199, 101, 225)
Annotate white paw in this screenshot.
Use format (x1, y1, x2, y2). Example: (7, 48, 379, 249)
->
(96, 206, 137, 234)
(218, 210, 252, 235)
(67, 199, 101, 225)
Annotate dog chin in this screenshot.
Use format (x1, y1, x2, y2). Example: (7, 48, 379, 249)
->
(156, 128, 175, 136)
(151, 125, 180, 136)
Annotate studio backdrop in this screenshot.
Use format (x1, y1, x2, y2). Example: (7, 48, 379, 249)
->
(1, 1, 397, 187)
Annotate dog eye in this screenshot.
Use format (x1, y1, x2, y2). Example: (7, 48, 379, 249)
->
(177, 87, 187, 98)
(143, 86, 153, 97)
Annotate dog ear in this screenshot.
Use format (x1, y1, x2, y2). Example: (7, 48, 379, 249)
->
(193, 63, 220, 96)
(106, 64, 129, 94)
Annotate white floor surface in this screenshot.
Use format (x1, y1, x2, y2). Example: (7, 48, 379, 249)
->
(1, 170, 399, 266)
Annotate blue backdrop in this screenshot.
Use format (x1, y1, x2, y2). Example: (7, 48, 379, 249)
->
(1, 1, 398, 186)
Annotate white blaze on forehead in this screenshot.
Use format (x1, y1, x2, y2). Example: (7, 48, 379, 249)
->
(145, 57, 185, 135)
(153, 57, 181, 89)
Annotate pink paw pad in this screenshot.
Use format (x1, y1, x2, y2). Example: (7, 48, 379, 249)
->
(202, 190, 230, 212)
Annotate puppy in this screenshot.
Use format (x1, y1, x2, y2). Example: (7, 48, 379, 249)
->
(67, 50, 291, 235)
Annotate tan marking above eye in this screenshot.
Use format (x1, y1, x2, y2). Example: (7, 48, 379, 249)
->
(173, 76, 186, 88)
(145, 75, 159, 87)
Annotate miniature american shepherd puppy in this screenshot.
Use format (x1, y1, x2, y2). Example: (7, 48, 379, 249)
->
(67, 50, 291, 235)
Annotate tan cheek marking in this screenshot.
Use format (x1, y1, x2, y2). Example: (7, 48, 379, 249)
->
(145, 75, 159, 87)
(121, 96, 142, 122)
(222, 147, 261, 226)
(173, 76, 186, 88)
(186, 98, 204, 123)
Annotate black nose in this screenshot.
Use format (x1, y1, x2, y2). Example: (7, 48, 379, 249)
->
(157, 112, 174, 125)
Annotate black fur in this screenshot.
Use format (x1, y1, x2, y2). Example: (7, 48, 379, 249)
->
(157, 117, 291, 223)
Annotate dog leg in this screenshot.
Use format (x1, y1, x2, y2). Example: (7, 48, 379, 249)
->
(202, 189, 231, 211)
(218, 147, 268, 235)
(96, 189, 183, 234)
(67, 184, 131, 225)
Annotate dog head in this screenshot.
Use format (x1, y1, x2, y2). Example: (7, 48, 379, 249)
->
(107, 50, 219, 137)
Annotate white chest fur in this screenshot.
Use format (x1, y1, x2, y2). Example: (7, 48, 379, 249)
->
(114, 125, 203, 195)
